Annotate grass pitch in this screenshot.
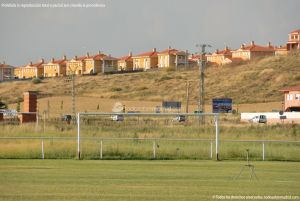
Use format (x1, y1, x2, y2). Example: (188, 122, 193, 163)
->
(0, 160, 299, 201)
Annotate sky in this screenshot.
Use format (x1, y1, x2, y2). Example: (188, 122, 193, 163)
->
(0, 0, 300, 66)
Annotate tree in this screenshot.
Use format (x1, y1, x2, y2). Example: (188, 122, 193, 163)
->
(16, 98, 22, 112)
(0, 101, 7, 110)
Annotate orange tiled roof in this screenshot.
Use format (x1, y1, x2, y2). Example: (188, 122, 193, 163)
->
(76, 55, 88, 61)
(92, 53, 106, 60)
(52, 59, 67, 65)
(158, 48, 185, 55)
(290, 29, 300, 33)
(135, 50, 158, 57)
(74, 53, 117, 61)
(70, 54, 103, 61)
(216, 48, 232, 55)
(280, 86, 300, 92)
(119, 55, 133, 61)
(236, 43, 275, 52)
(24, 60, 45, 68)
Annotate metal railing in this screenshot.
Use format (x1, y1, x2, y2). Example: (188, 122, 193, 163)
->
(0, 137, 299, 161)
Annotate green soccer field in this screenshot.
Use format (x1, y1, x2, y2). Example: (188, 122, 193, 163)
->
(0, 160, 299, 201)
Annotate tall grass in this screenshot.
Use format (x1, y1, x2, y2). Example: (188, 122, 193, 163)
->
(0, 115, 299, 160)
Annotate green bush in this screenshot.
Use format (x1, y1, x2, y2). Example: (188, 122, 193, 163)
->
(111, 87, 122, 92)
(32, 78, 42, 84)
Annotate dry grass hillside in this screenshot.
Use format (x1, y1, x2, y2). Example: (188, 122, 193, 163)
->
(0, 52, 299, 107)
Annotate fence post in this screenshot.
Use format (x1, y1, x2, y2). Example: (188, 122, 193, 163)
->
(35, 111, 39, 132)
(77, 113, 81, 160)
(210, 140, 213, 159)
(153, 141, 156, 159)
(262, 141, 265, 161)
(41, 139, 44, 160)
(100, 140, 103, 159)
(215, 114, 220, 161)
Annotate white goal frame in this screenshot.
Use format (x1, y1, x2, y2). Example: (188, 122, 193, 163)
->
(76, 112, 220, 160)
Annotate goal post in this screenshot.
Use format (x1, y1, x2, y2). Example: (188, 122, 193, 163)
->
(76, 112, 220, 160)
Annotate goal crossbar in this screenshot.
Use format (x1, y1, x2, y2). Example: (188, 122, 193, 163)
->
(77, 112, 218, 116)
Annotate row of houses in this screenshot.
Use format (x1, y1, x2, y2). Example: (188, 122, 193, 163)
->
(5, 47, 190, 79)
(206, 28, 300, 65)
(1, 29, 299, 80)
(13, 52, 118, 79)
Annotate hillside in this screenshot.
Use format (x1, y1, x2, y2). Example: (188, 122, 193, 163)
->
(0, 52, 300, 106)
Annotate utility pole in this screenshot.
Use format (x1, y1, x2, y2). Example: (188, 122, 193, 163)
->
(71, 73, 76, 118)
(196, 44, 211, 125)
(65, 63, 78, 122)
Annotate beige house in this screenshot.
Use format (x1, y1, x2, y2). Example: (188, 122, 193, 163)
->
(15, 59, 45, 79)
(0, 61, 15, 81)
(85, 52, 117, 74)
(281, 86, 300, 112)
(188, 54, 211, 67)
(132, 48, 158, 70)
(275, 45, 288, 56)
(206, 47, 232, 66)
(43, 55, 67, 77)
(157, 47, 188, 68)
(66, 52, 117, 75)
(232, 41, 275, 61)
(66, 55, 86, 75)
(118, 52, 133, 71)
(287, 29, 300, 51)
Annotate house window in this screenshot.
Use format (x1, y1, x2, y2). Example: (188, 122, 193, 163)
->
(295, 94, 300, 100)
(287, 94, 294, 101)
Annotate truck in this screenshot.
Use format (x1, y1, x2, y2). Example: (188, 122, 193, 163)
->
(249, 115, 267, 124)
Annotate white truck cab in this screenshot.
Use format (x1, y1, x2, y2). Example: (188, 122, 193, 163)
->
(249, 115, 267, 124)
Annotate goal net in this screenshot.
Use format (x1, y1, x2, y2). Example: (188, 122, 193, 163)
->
(76, 112, 220, 160)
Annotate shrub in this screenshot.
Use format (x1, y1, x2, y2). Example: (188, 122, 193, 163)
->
(32, 78, 41, 84)
(137, 86, 148, 91)
(0, 101, 7, 109)
(294, 74, 300, 81)
(111, 87, 122, 92)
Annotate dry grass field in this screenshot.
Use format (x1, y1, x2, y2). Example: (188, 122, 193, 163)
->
(1, 52, 300, 110)
(8, 96, 282, 117)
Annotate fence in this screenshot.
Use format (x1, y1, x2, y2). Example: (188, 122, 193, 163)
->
(0, 137, 299, 161)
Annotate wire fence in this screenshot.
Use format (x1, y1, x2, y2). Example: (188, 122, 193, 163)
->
(0, 137, 299, 161)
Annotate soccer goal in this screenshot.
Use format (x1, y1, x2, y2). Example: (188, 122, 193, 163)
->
(76, 112, 220, 160)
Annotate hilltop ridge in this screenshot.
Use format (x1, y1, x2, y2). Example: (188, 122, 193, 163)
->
(0, 52, 299, 105)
